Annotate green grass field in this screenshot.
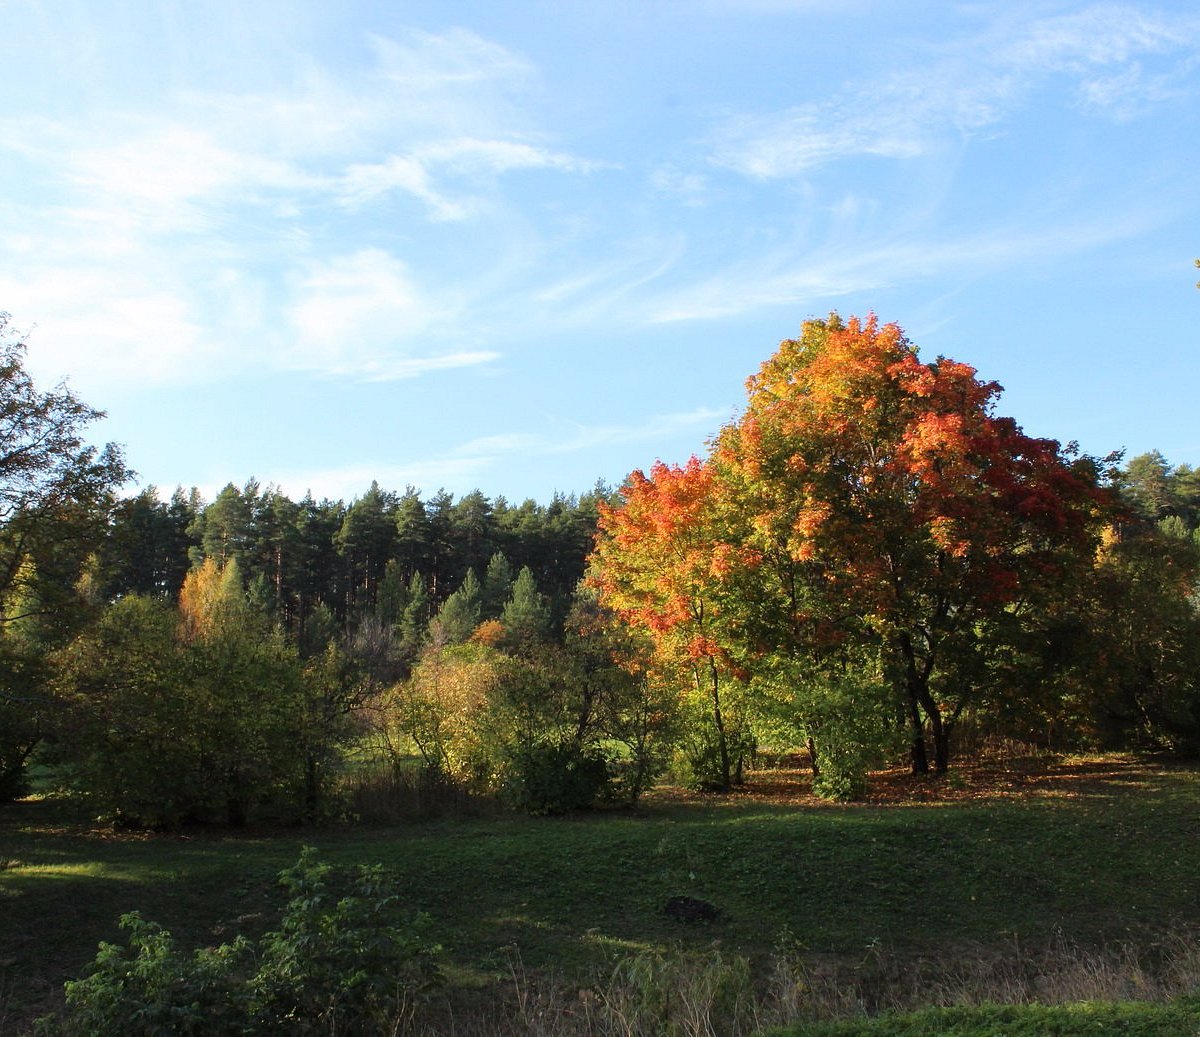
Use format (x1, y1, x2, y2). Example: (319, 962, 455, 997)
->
(3, 754, 1199, 1034)
(764, 1000, 1200, 1036)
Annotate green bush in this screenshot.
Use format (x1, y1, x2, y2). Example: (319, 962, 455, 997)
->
(803, 675, 904, 802)
(35, 913, 250, 1036)
(38, 849, 442, 1035)
(250, 848, 442, 1031)
(505, 740, 611, 814)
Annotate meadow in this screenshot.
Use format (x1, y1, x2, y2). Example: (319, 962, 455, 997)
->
(2, 752, 1199, 1035)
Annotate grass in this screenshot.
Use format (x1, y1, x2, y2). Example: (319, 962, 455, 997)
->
(2, 752, 1199, 1033)
(764, 1000, 1200, 1037)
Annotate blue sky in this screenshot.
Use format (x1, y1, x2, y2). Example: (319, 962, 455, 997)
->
(3, 0, 1197, 506)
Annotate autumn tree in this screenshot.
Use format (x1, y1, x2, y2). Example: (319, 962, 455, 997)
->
(384, 640, 505, 784)
(590, 457, 754, 790)
(712, 314, 1112, 773)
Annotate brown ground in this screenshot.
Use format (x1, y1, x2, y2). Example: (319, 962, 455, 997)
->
(648, 749, 1172, 809)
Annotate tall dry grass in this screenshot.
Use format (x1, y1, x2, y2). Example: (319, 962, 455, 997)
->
(398, 929, 1200, 1036)
(341, 762, 498, 822)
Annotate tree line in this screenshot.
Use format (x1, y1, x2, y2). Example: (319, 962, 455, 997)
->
(2, 310, 1198, 820)
(99, 476, 609, 639)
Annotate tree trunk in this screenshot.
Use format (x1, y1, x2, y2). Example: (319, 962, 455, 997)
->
(898, 636, 929, 775)
(914, 680, 949, 775)
(897, 632, 948, 775)
(707, 658, 732, 791)
(908, 698, 929, 775)
(931, 714, 949, 774)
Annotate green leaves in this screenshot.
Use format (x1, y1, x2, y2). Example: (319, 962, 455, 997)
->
(43, 851, 442, 1036)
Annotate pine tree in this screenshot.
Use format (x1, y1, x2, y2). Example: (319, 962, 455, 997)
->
(481, 552, 514, 619)
(400, 572, 431, 654)
(501, 566, 551, 650)
(430, 569, 481, 645)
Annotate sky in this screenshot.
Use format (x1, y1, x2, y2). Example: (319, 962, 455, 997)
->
(2, 0, 1198, 507)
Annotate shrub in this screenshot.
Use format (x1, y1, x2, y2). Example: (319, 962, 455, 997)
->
(37, 913, 250, 1036)
(38, 849, 441, 1035)
(803, 675, 904, 802)
(250, 848, 442, 1031)
(504, 740, 611, 814)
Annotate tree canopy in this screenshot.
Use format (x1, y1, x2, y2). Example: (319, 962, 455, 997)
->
(594, 314, 1117, 775)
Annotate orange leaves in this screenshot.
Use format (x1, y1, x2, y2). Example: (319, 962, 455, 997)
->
(716, 312, 1114, 621)
(928, 515, 971, 558)
(471, 618, 506, 647)
(686, 634, 720, 659)
(589, 310, 1115, 752)
(589, 452, 749, 688)
(592, 456, 718, 632)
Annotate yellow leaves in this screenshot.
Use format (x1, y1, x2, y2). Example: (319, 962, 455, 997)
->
(178, 557, 247, 642)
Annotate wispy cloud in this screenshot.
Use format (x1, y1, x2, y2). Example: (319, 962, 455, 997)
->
(261, 406, 731, 502)
(645, 206, 1166, 323)
(0, 25, 595, 388)
(282, 249, 497, 380)
(451, 407, 731, 459)
(711, 4, 1196, 178)
(340, 137, 599, 219)
(66, 124, 325, 228)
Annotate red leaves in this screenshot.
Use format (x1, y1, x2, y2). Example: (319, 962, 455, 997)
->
(590, 312, 1115, 728)
(719, 314, 1112, 627)
(592, 455, 723, 638)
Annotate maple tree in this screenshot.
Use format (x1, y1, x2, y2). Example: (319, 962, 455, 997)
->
(590, 457, 754, 789)
(589, 314, 1115, 782)
(710, 314, 1113, 773)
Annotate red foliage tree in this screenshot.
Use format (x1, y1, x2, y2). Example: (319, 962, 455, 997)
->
(713, 314, 1113, 772)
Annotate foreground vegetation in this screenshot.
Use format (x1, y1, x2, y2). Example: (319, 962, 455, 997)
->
(3, 753, 1199, 1033)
